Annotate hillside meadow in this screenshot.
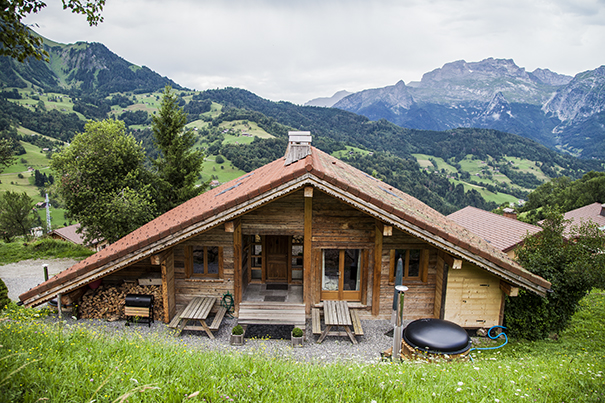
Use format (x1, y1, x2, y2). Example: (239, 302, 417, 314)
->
(0, 289, 603, 402)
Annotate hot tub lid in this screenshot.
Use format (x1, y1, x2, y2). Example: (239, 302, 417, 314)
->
(403, 318, 471, 354)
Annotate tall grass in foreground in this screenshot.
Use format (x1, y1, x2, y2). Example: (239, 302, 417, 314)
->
(0, 290, 604, 403)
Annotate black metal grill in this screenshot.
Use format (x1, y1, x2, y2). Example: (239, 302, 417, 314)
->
(124, 294, 154, 327)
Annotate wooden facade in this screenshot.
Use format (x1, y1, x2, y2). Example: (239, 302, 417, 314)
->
(95, 186, 524, 328)
(21, 140, 550, 331)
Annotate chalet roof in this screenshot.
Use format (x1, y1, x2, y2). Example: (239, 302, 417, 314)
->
(50, 223, 86, 245)
(563, 202, 605, 229)
(447, 206, 541, 252)
(20, 147, 550, 306)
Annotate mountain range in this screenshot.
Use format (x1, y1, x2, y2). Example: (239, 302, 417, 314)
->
(307, 58, 605, 160)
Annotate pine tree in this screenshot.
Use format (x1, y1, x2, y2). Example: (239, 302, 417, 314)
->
(152, 86, 207, 213)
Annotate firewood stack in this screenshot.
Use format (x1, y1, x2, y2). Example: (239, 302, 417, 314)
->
(78, 283, 164, 321)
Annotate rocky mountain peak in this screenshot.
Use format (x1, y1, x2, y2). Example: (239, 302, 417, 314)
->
(420, 58, 531, 85)
(530, 68, 573, 86)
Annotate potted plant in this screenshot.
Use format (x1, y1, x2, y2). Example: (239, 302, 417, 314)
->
(291, 326, 304, 347)
(230, 324, 245, 346)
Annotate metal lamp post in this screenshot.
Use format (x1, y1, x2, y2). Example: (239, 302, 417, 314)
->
(393, 284, 408, 361)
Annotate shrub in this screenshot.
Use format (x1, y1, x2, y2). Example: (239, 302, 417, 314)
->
(504, 207, 605, 340)
(232, 325, 244, 335)
(0, 278, 9, 310)
(292, 327, 303, 338)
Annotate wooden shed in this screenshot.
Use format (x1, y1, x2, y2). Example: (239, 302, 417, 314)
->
(20, 132, 550, 329)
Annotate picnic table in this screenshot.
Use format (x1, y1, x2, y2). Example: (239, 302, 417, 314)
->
(168, 296, 227, 339)
(316, 300, 359, 344)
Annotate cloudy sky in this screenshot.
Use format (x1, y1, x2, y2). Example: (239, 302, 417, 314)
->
(24, 0, 605, 104)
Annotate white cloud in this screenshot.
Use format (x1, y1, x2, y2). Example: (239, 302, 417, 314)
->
(23, 0, 605, 104)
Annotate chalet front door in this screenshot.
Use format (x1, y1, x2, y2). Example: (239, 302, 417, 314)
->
(266, 235, 289, 281)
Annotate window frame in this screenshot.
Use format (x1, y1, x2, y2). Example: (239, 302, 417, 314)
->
(389, 248, 429, 283)
(185, 245, 223, 279)
(321, 248, 365, 301)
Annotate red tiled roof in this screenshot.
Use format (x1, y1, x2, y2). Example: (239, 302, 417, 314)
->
(50, 223, 86, 245)
(563, 202, 605, 229)
(20, 147, 550, 304)
(448, 206, 541, 252)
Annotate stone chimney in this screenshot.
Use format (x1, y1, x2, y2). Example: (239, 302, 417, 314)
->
(600, 203, 605, 217)
(502, 207, 517, 220)
(284, 131, 312, 166)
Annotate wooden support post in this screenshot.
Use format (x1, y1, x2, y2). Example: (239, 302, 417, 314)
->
(304, 186, 313, 314)
(372, 222, 383, 316)
(43, 264, 48, 281)
(224, 221, 235, 233)
(233, 219, 242, 311)
(57, 292, 62, 319)
(500, 281, 519, 297)
(161, 248, 175, 323)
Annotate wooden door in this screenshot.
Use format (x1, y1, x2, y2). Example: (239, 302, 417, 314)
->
(266, 235, 289, 281)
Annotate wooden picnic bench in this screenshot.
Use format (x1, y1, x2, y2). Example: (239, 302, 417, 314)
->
(167, 297, 227, 339)
(316, 300, 359, 344)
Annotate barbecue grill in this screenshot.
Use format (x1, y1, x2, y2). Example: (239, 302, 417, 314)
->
(124, 294, 154, 327)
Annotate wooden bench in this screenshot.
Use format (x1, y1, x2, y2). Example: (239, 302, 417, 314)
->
(350, 309, 364, 336)
(317, 300, 358, 344)
(312, 308, 322, 335)
(209, 306, 228, 331)
(170, 297, 225, 338)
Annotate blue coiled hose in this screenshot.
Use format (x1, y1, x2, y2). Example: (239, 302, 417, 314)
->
(468, 325, 508, 362)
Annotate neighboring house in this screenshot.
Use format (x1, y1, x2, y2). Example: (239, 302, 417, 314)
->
(50, 223, 104, 251)
(561, 202, 605, 232)
(20, 132, 550, 329)
(447, 206, 542, 259)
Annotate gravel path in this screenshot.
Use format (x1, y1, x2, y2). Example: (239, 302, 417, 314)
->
(47, 315, 398, 365)
(0, 258, 79, 301)
(2, 258, 399, 364)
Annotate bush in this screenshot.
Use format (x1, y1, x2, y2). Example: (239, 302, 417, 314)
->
(231, 325, 244, 335)
(292, 327, 303, 338)
(504, 207, 605, 340)
(0, 278, 9, 310)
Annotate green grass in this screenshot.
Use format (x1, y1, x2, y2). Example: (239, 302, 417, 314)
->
(200, 155, 247, 184)
(0, 238, 94, 265)
(0, 290, 603, 402)
(333, 146, 373, 159)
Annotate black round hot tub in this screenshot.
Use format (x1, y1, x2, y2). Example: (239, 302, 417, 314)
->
(403, 318, 471, 355)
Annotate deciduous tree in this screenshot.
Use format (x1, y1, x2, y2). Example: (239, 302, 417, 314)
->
(151, 86, 206, 213)
(504, 207, 605, 340)
(0, 190, 35, 242)
(51, 119, 156, 244)
(0, 0, 105, 62)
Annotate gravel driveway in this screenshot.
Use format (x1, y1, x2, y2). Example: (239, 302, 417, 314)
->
(1, 258, 400, 364)
(0, 258, 79, 302)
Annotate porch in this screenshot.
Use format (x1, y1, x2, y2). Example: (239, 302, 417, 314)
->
(238, 283, 306, 329)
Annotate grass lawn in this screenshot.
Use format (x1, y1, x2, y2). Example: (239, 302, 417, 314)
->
(412, 154, 459, 174)
(450, 179, 519, 205)
(0, 290, 603, 402)
(333, 146, 373, 159)
(200, 156, 247, 184)
(0, 238, 94, 264)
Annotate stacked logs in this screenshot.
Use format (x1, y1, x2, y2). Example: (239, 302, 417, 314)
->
(78, 283, 164, 321)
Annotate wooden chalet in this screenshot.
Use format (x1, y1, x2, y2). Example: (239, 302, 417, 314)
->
(20, 132, 550, 329)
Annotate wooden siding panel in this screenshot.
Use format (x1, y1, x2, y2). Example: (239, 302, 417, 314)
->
(443, 262, 503, 327)
(242, 191, 305, 236)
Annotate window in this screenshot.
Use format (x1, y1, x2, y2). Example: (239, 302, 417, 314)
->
(389, 248, 429, 283)
(321, 249, 363, 301)
(186, 246, 223, 279)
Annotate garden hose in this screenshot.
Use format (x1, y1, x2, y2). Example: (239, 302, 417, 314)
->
(468, 325, 508, 362)
(221, 292, 235, 318)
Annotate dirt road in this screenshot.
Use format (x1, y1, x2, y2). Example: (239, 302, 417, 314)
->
(0, 258, 79, 301)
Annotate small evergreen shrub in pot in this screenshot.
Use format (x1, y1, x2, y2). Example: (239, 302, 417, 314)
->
(230, 324, 244, 346)
(291, 326, 304, 347)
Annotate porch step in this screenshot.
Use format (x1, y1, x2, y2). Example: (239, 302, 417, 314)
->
(238, 302, 306, 328)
